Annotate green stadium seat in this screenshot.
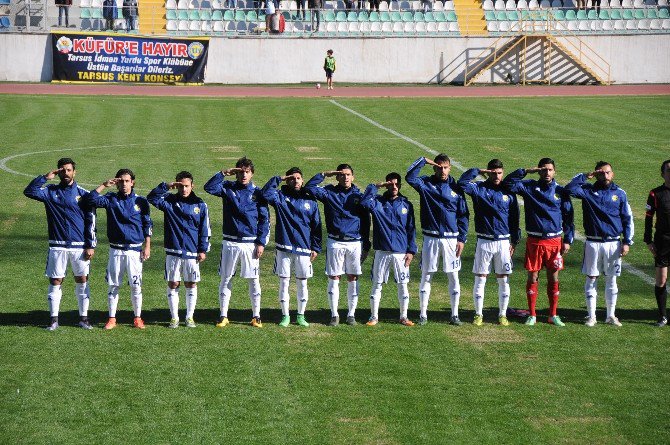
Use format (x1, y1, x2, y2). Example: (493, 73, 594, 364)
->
(189, 10, 200, 20)
(166, 9, 177, 20)
(211, 10, 223, 20)
(587, 10, 597, 20)
(647, 9, 658, 19)
(446, 11, 457, 21)
(576, 10, 587, 20)
(633, 9, 645, 19)
(610, 9, 622, 20)
(434, 11, 446, 21)
(235, 10, 246, 21)
(92, 9, 103, 19)
(80, 8, 91, 19)
(565, 10, 577, 21)
(485, 11, 496, 21)
(336, 11, 347, 21)
(368, 11, 380, 21)
(380, 11, 390, 22)
(178, 10, 189, 20)
(622, 10, 634, 20)
(390, 12, 401, 21)
(659, 9, 669, 19)
(347, 11, 358, 22)
(358, 11, 368, 21)
(401, 11, 412, 22)
(424, 12, 435, 22)
(324, 11, 336, 21)
(223, 10, 234, 21)
(598, 10, 610, 20)
(413, 11, 424, 22)
(496, 11, 507, 21)
(507, 10, 519, 21)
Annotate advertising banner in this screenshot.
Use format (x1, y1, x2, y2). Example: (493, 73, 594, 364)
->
(51, 32, 209, 84)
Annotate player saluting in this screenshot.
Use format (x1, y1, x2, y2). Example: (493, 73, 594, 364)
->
(24, 158, 97, 331)
(86, 169, 152, 330)
(305, 164, 371, 326)
(644, 159, 670, 327)
(147, 171, 211, 329)
(406, 155, 469, 326)
(458, 160, 520, 326)
(566, 161, 633, 327)
(261, 167, 322, 327)
(502, 158, 574, 327)
(205, 157, 270, 328)
(360, 173, 417, 326)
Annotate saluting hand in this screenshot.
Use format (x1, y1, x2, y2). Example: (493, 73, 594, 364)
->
(45, 168, 63, 180)
(222, 167, 243, 176)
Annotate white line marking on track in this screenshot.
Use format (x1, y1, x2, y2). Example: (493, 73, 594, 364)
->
(330, 99, 656, 286)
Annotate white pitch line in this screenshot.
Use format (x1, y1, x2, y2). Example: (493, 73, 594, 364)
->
(329, 99, 467, 172)
(330, 99, 656, 286)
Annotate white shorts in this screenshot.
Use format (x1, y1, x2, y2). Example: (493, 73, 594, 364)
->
(420, 236, 461, 273)
(273, 250, 313, 279)
(371, 250, 410, 285)
(582, 240, 622, 277)
(45, 247, 89, 279)
(165, 255, 201, 283)
(473, 238, 513, 275)
(106, 248, 143, 287)
(219, 240, 259, 279)
(325, 239, 362, 276)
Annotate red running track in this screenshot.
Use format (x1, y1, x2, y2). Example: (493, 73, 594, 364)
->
(0, 83, 669, 98)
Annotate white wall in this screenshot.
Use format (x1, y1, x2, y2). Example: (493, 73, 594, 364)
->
(1, 33, 669, 84)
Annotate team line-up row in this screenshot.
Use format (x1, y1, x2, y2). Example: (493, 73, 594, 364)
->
(24, 155, 670, 331)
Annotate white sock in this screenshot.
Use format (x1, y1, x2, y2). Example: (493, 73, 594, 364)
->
(474, 276, 486, 316)
(107, 285, 120, 318)
(75, 282, 89, 316)
(47, 284, 62, 317)
(219, 276, 233, 317)
(279, 277, 290, 316)
(249, 277, 261, 318)
(185, 287, 197, 319)
(370, 282, 382, 320)
(347, 280, 359, 317)
(585, 277, 597, 318)
(419, 271, 432, 318)
(327, 278, 340, 317)
(398, 282, 409, 319)
(605, 275, 618, 319)
(497, 276, 510, 317)
(447, 271, 460, 317)
(167, 286, 179, 320)
(130, 286, 142, 317)
(296, 279, 308, 315)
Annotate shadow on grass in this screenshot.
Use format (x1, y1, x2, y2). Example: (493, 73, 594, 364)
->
(0, 307, 663, 328)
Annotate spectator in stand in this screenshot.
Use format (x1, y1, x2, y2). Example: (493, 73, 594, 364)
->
(55, 0, 72, 28)
(309, 0, 322, 31)
(265, 0, 275, 32)
(422, 0, 433, 13)
(297, 0, 307, 20)
(122, 0, 138, 32)
(103, 0, 117, 31)
(369, 0, 380, 12)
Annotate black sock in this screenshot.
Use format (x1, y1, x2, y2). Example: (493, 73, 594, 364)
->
(50, 316, 58, 324)
(655, 286, 667, 319)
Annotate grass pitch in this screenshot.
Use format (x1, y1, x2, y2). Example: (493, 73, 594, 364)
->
(0, 94, 669, 444)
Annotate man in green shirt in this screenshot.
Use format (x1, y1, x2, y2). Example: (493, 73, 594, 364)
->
(324, 49, 336, 90)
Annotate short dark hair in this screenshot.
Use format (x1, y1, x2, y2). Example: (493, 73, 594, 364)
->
(595, 161, 611, 171)
(176, 171, 193, 183)
(236, 157, 255, 173)
(487, 159, 503, 170)
(115, 168, 135, 180)
(537, 157, 555, 168)
(285, 166, 303, 177)
(337, 163, 353, 174)
(327, 49, 333, 54)
(385, 172, 401, 186)
(434, 154, 451, 165)
(661, 159, 670, 174)
(57, 158, 75, 169)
